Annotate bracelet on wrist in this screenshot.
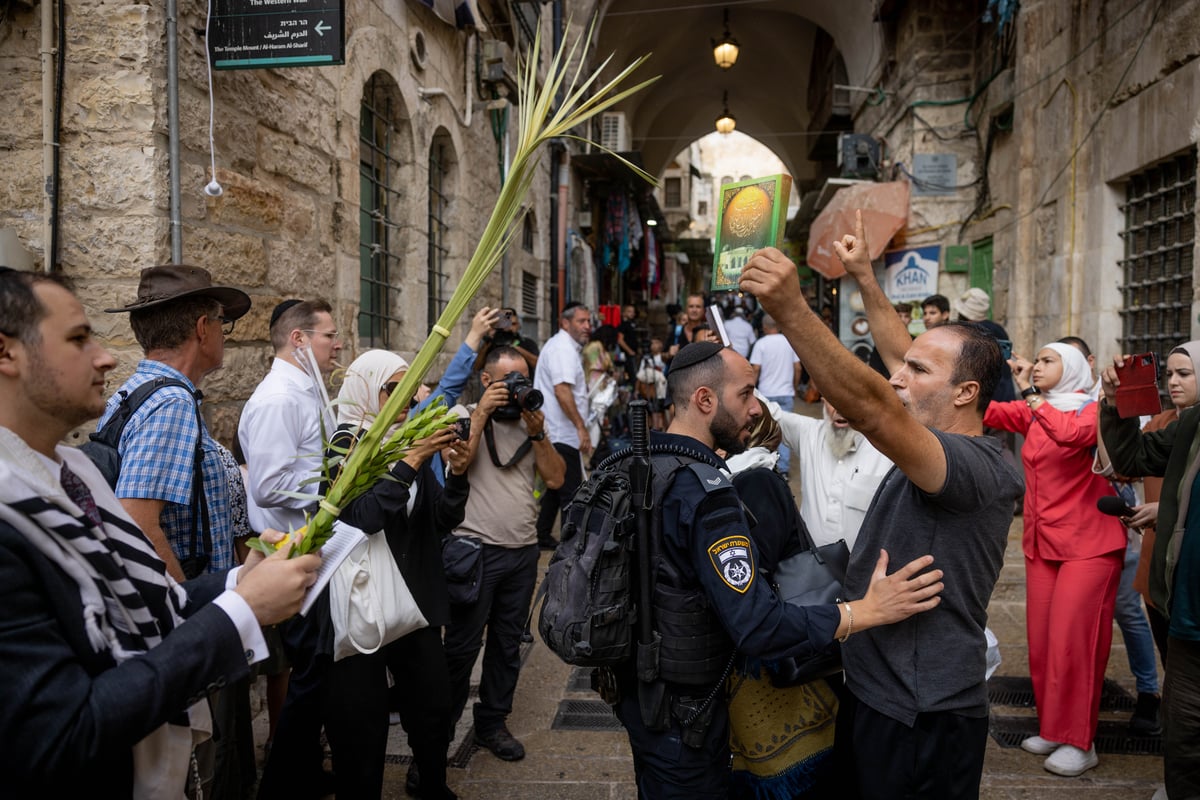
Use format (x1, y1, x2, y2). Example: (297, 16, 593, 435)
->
(838, 602, 854, 643)
(1020, 386, 1041, 398)
(530, 431, 546, 442)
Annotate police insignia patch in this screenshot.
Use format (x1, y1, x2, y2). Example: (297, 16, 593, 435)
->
(707, 535, 754, 593)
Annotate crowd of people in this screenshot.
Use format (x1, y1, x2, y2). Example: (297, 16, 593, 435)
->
(0, 201, 1193, 800)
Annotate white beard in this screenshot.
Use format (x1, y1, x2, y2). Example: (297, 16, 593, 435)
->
(827, 425, 859, 460)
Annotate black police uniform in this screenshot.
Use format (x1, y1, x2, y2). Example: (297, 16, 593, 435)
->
(613, 431, 841, 799)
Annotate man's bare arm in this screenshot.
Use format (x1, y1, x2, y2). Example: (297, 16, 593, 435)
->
(741, 247, 948, 493)
(120, 498, 186, 581)
(554, 382, 592, 456)
(834, 210, 910, 375)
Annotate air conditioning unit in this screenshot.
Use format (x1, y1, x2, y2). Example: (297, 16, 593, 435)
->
(838, 133, 880, 179)
(480, 39, 520, 100)
(600, 112, 631, 152)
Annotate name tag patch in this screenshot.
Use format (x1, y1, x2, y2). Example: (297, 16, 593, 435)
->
(707, 535, 754, 593)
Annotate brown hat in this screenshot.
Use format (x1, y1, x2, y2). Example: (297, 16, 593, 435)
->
(105, 265, 251, 320)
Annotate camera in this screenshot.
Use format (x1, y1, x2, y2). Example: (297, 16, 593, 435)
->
(492, 370, 543, 420)
(449, 416, 471, 441)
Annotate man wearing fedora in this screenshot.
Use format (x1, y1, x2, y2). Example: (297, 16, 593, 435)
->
(99, 264, 255, 798)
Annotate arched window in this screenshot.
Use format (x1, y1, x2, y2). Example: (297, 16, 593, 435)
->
(427, 132, 456, 330)
(359, 72, 406, 347)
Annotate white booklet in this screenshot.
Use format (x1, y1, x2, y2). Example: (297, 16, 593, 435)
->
(299, 521, 367, 616)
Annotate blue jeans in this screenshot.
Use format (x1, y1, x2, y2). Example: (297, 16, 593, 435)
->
(767, 394, 794, 475)
(1115, 535, 1160, 694)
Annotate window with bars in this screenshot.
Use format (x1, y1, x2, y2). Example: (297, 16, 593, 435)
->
(1118, 150, 1196, 374)
(427, 138, 452, 331)
(522, 214, 535, 253)
(359, 73, 406, 347)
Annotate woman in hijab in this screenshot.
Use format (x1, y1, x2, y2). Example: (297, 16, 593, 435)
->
(984, 342, 1127, 778)
(724, 403, 838, 799)
(1099, 342, 1200, 799)
(323, 349, 471, 800)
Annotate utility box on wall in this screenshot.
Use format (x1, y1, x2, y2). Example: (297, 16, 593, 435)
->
(839, 134, 880, 179)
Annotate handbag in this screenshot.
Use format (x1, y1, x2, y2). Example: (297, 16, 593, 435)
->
(329, 526, 428, 661)
(768, 520, 850, 687)
(442, 534, 483, 605)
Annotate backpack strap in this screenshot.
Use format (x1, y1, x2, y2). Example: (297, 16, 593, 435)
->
(103, 377, 211, 566)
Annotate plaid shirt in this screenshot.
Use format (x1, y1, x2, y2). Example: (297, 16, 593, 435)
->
(98, 360, 236, 573)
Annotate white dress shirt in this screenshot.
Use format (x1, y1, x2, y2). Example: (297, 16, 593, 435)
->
(761, 397, 893, 551)
(238, 358, 329, 533)
(535, 328, 588, 448)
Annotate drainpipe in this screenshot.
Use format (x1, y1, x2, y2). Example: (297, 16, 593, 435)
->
(40, 0, 54, 271)
(167, 0, 183, 263)
(416, 33, 475, 128)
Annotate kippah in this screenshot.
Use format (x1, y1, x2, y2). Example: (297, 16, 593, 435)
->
(270, 299, 302, 329)
(670, 341, 724, 372)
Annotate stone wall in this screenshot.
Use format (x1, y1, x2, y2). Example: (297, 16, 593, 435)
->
(1, 0, 560, 446)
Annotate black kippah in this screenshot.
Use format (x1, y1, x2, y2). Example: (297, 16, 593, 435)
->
(270, 299, 302, 329)
(671, 341, 724, 372)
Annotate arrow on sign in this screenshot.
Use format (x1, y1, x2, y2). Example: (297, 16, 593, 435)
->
(314, 20, 330, 36)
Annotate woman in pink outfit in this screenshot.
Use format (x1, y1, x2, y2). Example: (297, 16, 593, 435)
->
(984, 342, 1127, 777)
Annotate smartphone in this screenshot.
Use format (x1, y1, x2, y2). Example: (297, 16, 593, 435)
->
(997, 339, 1013, 361)
(492, 310, 514, 331)
(705, 305, 731, 348)
(449, 417, 471, 441)
(1114, 352, 1162, 418)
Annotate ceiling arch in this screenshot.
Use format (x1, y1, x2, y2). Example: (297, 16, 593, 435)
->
(590, 0, 883, 181)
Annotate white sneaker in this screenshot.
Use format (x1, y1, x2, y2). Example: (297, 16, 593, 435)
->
(1021, 735, 1061, 755)
(1044, 744, 1099, 777)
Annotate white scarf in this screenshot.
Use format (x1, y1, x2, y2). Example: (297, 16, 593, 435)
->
(0, 428, 210, 798)
(1041, 342, 1094, 412)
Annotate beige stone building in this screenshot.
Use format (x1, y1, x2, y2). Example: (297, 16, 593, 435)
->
(5, 0, 1200, 447)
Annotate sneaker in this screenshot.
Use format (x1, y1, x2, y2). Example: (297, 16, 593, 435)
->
(1020, 735, 1061, 755)
(474, 725, 526, 761)
(1044, 744, 1099, 777)
(1130, 692, 1162, 736)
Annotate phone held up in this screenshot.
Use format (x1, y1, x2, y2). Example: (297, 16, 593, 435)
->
(1114, 352, 1161, 418)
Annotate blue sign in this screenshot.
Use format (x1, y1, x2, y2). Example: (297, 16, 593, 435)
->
(885, 245, 941, 303)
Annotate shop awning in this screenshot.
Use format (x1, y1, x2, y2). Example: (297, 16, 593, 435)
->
(805, 180, 910, 279)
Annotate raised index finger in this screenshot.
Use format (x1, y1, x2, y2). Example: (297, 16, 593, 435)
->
(854, 208, 868, 246)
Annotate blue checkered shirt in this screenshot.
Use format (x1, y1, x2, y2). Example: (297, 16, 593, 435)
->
(98, 360, 236, 573)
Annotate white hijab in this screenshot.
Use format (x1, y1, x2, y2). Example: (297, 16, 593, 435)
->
(336, 350, 410, 430)
(1041, 342, 1094, 412)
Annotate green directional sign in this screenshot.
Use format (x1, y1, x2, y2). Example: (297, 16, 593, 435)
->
(209, 0, 344, 70)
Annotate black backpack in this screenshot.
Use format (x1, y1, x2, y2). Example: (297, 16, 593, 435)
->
(537, 443, 718, 668)
(80, 377, 211, 577)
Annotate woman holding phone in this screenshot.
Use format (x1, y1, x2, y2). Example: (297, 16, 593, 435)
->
(984, 342, 1127, 777)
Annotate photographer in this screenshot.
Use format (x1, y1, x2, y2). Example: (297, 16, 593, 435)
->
(475, 307, 539, 374)
(443, 347, 566, 762)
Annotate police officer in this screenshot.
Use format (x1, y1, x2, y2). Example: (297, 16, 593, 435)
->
(612, 342, 946, 798)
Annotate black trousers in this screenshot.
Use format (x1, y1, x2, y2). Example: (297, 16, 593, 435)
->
(613, 688, 731, 800)
(324, 626, 454, 799)
(444, 543, 539, 734)
(1164, 636, 1200, 800)
(535, 443, 583, 544)
(833, 688, 988, 800)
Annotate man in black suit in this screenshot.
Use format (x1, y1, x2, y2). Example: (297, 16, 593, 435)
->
(0, 267, 320, 797)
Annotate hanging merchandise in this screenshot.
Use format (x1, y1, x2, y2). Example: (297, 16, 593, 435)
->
(569, 231, 598, 310)
(644, 225, 658, 293)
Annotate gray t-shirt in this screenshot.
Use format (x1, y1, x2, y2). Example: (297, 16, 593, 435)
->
(843, 429, 1023, 726)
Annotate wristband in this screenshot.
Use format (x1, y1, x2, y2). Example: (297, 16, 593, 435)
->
(530, 431, 546, 442)
(1020, 386, 1041, 398)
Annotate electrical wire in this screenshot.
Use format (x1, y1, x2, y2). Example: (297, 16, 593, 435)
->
(203, 0, 221, 195)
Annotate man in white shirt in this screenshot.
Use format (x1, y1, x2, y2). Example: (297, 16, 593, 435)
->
(239, 299, 342, 534)
(533, 302, 591, 548)
(762, 391, 892, 552)
(238, 298, 342, 798)
(0, 268, 317, 796)
(724, 306, 758, 358)
(748, 315, 801, 477)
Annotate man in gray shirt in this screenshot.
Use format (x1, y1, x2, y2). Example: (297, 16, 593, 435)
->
(741, 212, 1022, 799)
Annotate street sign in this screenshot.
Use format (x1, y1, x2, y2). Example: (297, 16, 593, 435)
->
(208, 0, 344, 70)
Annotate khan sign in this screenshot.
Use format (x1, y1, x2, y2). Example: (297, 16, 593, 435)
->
(885, 245, 941, 303)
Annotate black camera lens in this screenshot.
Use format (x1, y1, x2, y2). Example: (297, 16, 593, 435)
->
(492, 371, 543, 419)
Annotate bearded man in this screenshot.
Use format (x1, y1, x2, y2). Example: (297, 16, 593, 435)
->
(762, 385, 893, 552)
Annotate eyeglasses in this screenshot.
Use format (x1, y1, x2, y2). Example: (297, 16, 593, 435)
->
(382, 382, 420, 409)
(211, 316, 235, 335)
(302, 329, 340, 341)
